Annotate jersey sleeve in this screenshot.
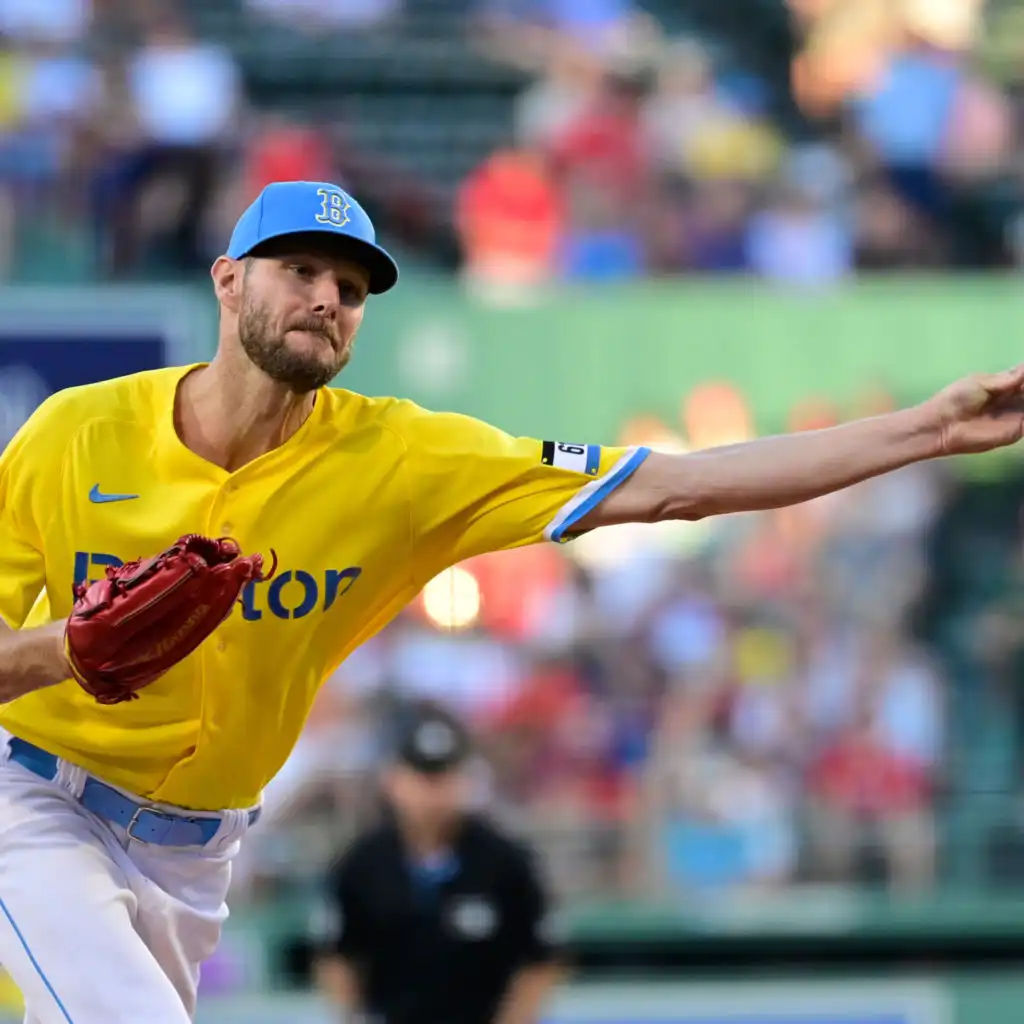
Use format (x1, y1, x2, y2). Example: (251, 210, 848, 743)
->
(399, 406, 650, 582)
(0, 395, 61, 628)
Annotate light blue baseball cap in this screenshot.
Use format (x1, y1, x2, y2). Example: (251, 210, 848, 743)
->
(226, 180, 399, 294)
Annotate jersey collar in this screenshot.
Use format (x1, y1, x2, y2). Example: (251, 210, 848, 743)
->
(152, 362, 330, 483)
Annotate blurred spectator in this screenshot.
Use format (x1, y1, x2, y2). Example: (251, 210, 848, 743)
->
(16, 41, 101, 152)
(852, 180, 943, 269)
(871, 631, 944, 772)
(383, 618, 523, 722)
(648, 681, 797, 896)
(940, 72, 1015, 183)
(243, 116, 335, 200)
(94, 9, 240, 275)
(0, 0, 91, 46)
(801, 612, 943, 894)
(549, 70, 649, 203)
(474, 0, 642, 66)
(745, 178, 853, 287)
(678, 181, 751, 274)
(806, 695, 938, 892)
(514, 38, 603, 151)
(544, 0, 637, 54)
(642, 40, 728, 174)
(851, 42, 963, 184)
(842, 14, 1012, 230)
(558, 176, 645, 280)
(455, 147, 563, 292)
(0, 30, 101, 273)
(547, 71, 650, 280)
(643, 39, 782, 187)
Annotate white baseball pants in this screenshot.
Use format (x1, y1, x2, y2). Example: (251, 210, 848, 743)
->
(0, 734, 255, 1023)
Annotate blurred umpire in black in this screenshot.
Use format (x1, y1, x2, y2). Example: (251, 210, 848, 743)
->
(312, 700, 567, 1024)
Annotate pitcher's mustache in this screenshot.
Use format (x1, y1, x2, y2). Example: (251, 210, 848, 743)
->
(289, 318, 337, 340)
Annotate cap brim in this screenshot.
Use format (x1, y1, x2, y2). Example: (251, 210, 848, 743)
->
(243, 230, 399, 295)
(397, 744, 468, 774)
(402, 756, 463, 775)
(336, 235, 399, 295)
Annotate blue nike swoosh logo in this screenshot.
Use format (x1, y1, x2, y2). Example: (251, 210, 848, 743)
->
(89, 485, 139, 504)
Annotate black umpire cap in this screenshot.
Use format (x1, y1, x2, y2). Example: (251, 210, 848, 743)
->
(393, 701, 472, 775)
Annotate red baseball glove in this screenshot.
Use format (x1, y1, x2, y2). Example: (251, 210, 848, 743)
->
(64, 534, 275, 705)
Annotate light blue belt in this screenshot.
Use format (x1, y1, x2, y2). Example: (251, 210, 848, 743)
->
(7, 737, 260, 847)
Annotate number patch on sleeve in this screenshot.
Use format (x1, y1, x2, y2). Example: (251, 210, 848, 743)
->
(541, 441, 601, 476)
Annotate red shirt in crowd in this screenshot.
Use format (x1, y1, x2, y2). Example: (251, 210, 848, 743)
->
(245, 123, 334, 197)
(455, 149, 563, 279)
(549, 90, 649, 201)
(810, 731, 930, 817)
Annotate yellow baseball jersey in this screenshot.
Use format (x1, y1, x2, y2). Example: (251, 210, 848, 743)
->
(0, 364, 649, 810)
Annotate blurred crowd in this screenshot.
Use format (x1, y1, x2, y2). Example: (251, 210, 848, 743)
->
(1, 0, 1023, 283)
(0, 0, 356, 279)
(0, 0, 234, 277)
(459, 0, 1023, 289)
(240, 450, 953, 906)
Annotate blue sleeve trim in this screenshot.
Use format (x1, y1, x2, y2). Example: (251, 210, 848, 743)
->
(547, 446, 651, 544)
(584, 444, 601, 476)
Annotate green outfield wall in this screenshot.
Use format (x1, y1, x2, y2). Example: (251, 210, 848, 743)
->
(346, 276, 1024, 448)
(4, 276, 1024, 450)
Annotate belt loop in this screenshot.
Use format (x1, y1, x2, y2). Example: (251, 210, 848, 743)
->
(55, 759, 87, 800)
(217, 808, 247, 850)
(213, 804, 258, 852)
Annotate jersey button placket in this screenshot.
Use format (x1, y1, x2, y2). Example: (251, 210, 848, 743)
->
(210, 484, 235, 651)
(210, 479, 237, 538)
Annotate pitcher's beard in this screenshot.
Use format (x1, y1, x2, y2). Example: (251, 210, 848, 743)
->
(238, 301, 349, 393)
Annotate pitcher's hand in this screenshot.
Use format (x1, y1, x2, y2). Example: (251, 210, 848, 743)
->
(920, 365, 1024, 456)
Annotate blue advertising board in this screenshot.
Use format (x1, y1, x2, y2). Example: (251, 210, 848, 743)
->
(544, 981, 949, 1024)
(0, 285, 215, 448)
(557, 1017, 916, 1024)
(0, 335, 166, 448)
